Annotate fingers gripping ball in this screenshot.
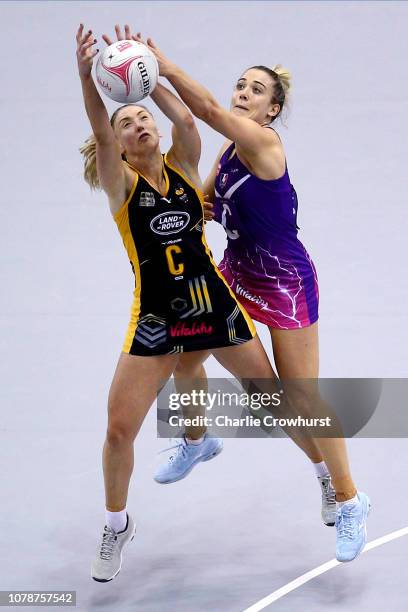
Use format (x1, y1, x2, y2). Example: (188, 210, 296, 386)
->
(95, 40, 158, 103)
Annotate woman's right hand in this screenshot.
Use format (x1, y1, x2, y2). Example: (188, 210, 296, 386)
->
(76, 24, 99, 79)
(203, 196, 215, 222)
(142, 36, 176, 78)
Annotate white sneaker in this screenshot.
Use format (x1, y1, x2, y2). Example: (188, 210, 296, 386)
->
(154, 434, 223, 484)
(91, 514, 136, 582)
(336, 491, 371, 562)
(318, 475, 336, 526)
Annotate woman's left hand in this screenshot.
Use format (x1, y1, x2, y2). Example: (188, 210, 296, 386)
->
(102, 24, 175, 77)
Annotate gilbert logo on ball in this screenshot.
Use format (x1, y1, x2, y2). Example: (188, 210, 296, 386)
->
(95, 40, 158, 103)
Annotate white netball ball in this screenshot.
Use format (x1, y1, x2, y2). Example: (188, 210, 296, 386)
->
(95, 40, 158, 103)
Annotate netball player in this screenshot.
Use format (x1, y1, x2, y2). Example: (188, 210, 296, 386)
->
(76, 24, 296, 582)
(140, 33, 371, 562)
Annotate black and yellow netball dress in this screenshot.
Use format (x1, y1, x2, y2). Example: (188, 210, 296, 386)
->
(114, 154, 256, 356)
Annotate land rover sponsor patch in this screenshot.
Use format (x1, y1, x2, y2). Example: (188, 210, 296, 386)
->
(150, 211, 190, 235)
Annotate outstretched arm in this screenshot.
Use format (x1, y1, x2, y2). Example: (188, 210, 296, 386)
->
(76, 24, 127, 208)
(102, 26, 201, 178)
(151, 82, 201, 177)
(145, 37, 279, 159)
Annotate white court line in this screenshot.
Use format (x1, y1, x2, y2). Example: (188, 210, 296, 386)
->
(242, 526, 408, 612)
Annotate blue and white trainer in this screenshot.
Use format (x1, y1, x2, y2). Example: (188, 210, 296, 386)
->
(336, 491, 371, 562)
(154, 434, 223, 484)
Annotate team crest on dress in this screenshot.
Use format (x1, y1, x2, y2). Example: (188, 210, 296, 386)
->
(220, 173, 229, 188)
(139, 192, 155, 207)
(175, 185, 188, 203)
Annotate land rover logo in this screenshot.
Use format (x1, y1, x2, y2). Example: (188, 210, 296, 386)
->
(150, 211, 190, 235)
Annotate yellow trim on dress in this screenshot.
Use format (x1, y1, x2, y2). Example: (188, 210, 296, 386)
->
(164, 154, 207, 236)
(124, 158, 170, 198)
(113, 170, 142, 353)
(164, 154, 205, 199)
(114, 171, 139, 224)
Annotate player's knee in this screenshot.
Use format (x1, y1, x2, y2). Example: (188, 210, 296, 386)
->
(106, 399, 137, 447)
(106, 421, 135, 448)
(286, 389, 320, 418)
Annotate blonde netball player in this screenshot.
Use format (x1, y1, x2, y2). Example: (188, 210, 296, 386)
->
(140, 31, 371, 563)
(76, 23, 291, 582)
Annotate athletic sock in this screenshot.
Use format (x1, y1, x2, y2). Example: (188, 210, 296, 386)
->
(313, 461, 330, 478)
(336, 493, 358, 509)
(106, 508, 127, 533)
(185, 435, 205, 445)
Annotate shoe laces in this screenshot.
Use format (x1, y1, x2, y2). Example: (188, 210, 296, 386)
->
(337, 505, 358, 540)
(158, 437, 188, 463)
(321, 478, 336, 505)
(99, 525, 117, 560)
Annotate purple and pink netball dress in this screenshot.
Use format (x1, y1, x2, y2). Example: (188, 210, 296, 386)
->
(213, 137, 319, 330)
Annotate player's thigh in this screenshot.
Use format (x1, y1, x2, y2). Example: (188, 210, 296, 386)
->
(269, 322, 320, 410)
(269, 321, 319, 379)
(108, 352, 179, 438)
(174, 350, 211, 378)
(212, 335, 277, 379)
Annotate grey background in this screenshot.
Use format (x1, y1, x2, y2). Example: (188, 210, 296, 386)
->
(0, 2, 407, 611)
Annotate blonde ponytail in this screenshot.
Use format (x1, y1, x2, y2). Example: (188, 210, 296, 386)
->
(271, 64, 291, 96)
(79, 134, 101, 191)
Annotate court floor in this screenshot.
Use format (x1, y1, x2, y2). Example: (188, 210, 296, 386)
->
(2, 356, 407, 611)
(1, 197, 407, 612)
(1, 2, 407, 609)
(1, 162, 406, 612)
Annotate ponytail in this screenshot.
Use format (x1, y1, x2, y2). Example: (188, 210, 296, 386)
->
(271, 64, 291, 96)
(79, 134, 101, 190)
